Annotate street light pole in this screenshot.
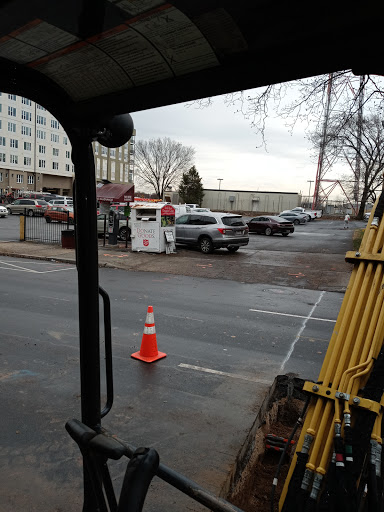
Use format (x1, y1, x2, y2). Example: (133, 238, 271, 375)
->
(307, 180, 314, 206)
(217, 178, 223, 209)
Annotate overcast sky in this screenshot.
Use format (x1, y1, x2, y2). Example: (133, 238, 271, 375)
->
(132, 92, 323, 198)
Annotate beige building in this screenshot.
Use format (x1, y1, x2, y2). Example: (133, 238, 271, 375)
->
(202, 189, 301, 213)
(0, 92, 135, 198)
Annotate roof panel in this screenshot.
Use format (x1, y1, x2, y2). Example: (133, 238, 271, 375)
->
(0, 0, 382, 127)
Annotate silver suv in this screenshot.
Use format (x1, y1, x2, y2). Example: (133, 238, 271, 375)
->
(175, 212, 249, 253)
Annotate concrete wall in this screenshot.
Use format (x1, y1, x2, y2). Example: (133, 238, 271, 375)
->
(201, 189, 301, 213)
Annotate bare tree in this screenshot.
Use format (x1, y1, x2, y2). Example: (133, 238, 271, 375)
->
(188, 72, 384, 148)
(135, 137, 195, 199)
(311, 114, 384, 218)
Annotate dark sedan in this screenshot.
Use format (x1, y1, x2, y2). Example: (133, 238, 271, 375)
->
(247, 216, 294, 236)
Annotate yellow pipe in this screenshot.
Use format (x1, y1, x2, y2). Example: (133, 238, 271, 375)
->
(306, 401, 334, 470)
(317, 419, 336, 475)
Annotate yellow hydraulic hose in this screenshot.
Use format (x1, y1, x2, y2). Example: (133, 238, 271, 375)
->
(280, 196, 384, 511)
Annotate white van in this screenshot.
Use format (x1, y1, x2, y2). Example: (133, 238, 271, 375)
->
(172, 204, 191, 218)
(48, 197, 73, 207)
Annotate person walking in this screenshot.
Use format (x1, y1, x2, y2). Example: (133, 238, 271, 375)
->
(344, 213, 350, 229)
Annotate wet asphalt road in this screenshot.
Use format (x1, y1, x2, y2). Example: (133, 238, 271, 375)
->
(0, 217, 361, 511)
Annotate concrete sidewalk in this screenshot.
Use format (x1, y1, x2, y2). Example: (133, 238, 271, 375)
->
(0, 239, 353, 291)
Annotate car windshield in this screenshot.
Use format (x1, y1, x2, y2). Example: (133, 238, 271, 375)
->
(37, 201, 48, 205)
(222, 216, 245, 226)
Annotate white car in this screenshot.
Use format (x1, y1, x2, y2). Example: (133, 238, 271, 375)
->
(0, 204, 8, 217)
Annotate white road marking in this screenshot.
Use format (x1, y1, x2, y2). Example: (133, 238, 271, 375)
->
(41, 296, 71, 302)
(178, 363, 271, 384)
(165, 314, 204, 323)
(0, 259, 75, 273)
(280, 291, 326, 371)
(249, 308, 335, 323)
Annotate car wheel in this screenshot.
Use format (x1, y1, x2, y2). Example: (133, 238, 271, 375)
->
(27, 209, 34, 217)
(265, 227, 273, 236)
(307, 216, 311, 222)
(199, 237, 214, 254)
(119, 227, 131, 241)
(294, 219, 300, 225)
(7, 208, 12, 215)
(282, 233, 289, 237)
(45, 216, 51, 223)
(227, 246, 239, 252)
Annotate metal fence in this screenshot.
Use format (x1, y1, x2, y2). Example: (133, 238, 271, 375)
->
(23, 210, 73, 244)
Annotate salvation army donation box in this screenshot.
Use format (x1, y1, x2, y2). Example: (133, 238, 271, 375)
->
(130, 202, 176, 253)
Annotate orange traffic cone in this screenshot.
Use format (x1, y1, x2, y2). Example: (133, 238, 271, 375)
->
(131, 306, 167, 363)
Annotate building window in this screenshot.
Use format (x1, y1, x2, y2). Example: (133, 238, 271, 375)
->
(39, 144, 46, 153)
(24, 157, 31, 166)
(16, 174, 23, 183)
(37, 130, 46, 139)
(51, 133, 59, 143)
(8, 94, 16, 101)
(8, 122, 16, 132)
(0, 104, 2, 113)
(8, 106, 16, 117)
(66, 150, 70, 159)
(22, 97, 32, 106)
(51, 119, 60, 129)
(63, 136, 68, 145)
(0, 120, 1, 129)
(21, 125, 32, 136)
(37, 115, 46, 125)
(0, 172, 2, 181)
(111, 161, 116, 181)
(52, 148, 59, 157)
(10, 155, 18, 164)
(102, 159, 107, 179)
(21, 110, 32, 121)
(39, 159, 45, 168)
(0, 153, 5, 163)
(52, 162, 59, 170)
(24, 141, 31, 151)
(110, 149, 115, 158)
(101, 146, 107, 156)
(94, 142, 99, 152)
(96, 159, 101, 178)
(10, 138, 18, 148)
(65, 163, 70, 172)
(0, 136, 5, 146)
(37, 104, 46, 110)
(28, 175, 34, 184)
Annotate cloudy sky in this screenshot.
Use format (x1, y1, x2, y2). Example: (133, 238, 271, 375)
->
(132, 91, 324, 198)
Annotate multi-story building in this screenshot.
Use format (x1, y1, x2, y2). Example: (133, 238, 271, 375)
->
(0, 92, 135, 198)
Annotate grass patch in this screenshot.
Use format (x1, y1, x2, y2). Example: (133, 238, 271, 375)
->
(353, 228, 365, 251)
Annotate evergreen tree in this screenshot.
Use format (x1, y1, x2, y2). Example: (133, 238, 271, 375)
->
(178, 166, 204, 205)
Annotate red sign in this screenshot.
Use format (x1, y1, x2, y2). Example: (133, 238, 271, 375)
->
(161, 205, 175, 216)
(143, 239, 149, 246)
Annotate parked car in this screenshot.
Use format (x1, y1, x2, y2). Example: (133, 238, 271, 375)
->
(0, 204, 8, 217)
(44, 206, 74, 224)
(279, 212, 307, 225)
(48, 197, 73, 207)
(247, 216, 294, 236)
(7, 199, 48, 216)
(175, 211, 249, 253)
(173, 204, 191, 218)
(97, 214, 131, 241)
(290, 206, 323, 219)
(281, 210, 310, 222)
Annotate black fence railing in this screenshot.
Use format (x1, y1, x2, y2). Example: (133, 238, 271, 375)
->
(24, 209, 73, 244)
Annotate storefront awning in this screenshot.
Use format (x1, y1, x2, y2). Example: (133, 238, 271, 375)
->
(96, 183, 134, 203)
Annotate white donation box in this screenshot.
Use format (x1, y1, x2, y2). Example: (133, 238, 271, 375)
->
(130, 203, 176, 253)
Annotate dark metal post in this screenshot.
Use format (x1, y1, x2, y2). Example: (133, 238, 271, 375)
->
(71, 133, 101, 511)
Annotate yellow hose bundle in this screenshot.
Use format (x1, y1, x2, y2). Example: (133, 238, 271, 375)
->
(280, 201, 384, 511)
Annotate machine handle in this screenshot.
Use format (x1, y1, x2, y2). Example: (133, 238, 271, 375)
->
(99, 285, 114, 418)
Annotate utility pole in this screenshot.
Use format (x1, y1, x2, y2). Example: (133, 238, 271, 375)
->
(307, 180, 314, 205)
(313, 73, 333, 210)
(217, 178, 223, 209)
